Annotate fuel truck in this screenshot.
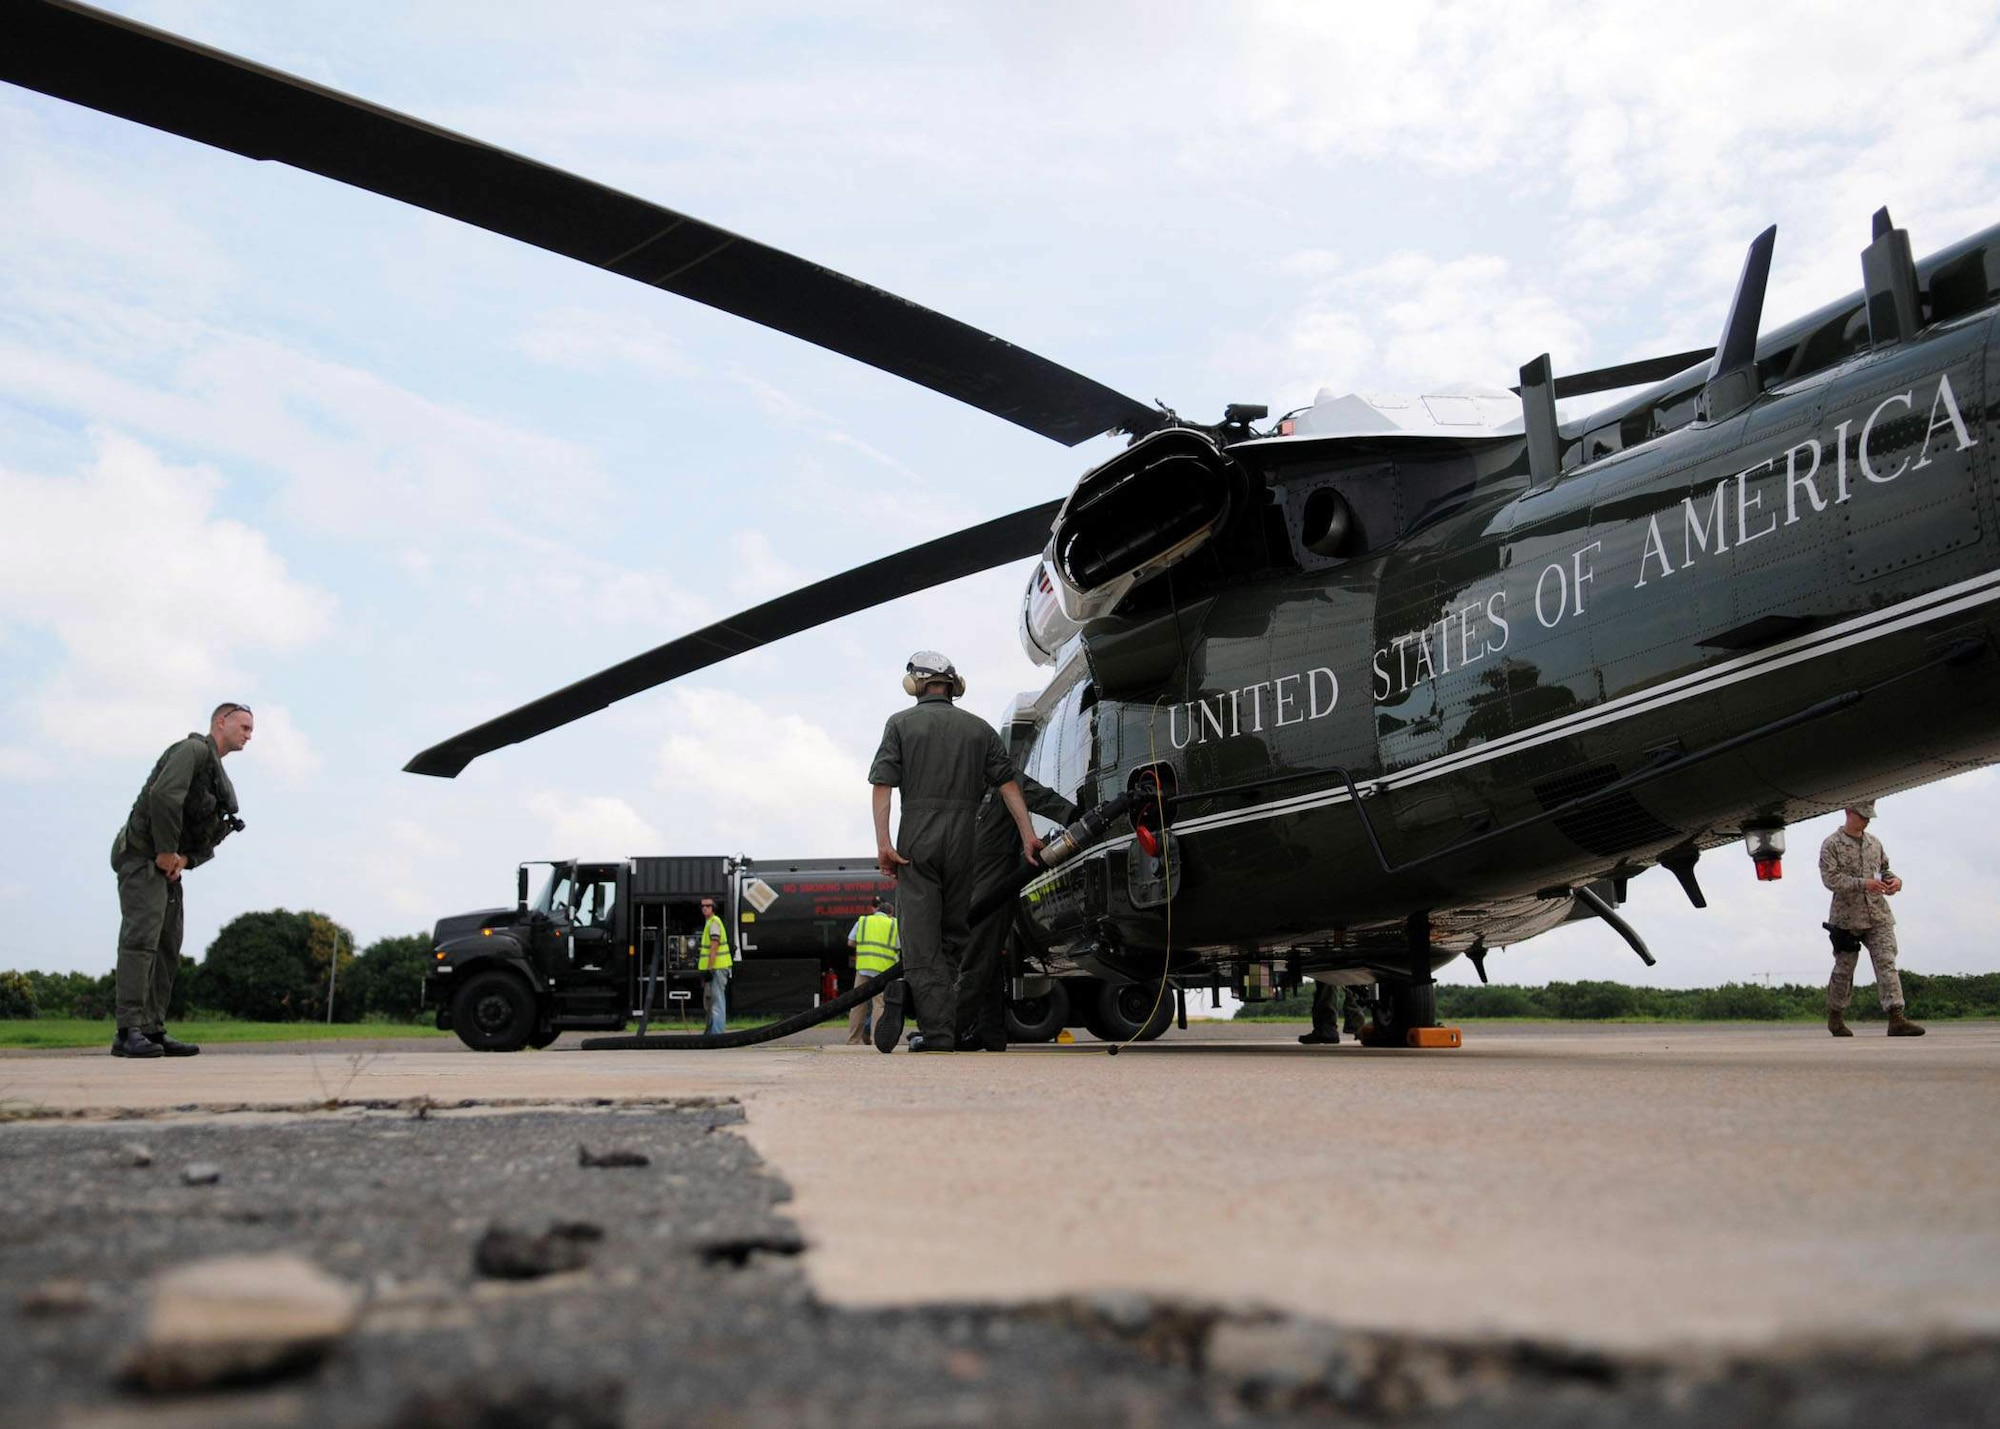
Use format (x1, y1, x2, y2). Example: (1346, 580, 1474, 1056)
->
(424, 856, 892, 1051)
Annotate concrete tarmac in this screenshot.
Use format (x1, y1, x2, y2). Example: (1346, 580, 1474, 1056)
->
(6, 1021, 1998, 1354)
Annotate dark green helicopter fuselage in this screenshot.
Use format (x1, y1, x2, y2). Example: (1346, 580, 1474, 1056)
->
(1017, 248, 1999, 987)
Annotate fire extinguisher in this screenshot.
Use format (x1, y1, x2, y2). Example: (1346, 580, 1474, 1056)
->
(821, 968, 839, 1005)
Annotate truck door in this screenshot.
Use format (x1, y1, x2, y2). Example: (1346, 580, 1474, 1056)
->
(566, 863, 622, 975)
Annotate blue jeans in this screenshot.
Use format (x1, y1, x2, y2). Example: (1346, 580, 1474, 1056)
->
(705, 967, 730, 1034)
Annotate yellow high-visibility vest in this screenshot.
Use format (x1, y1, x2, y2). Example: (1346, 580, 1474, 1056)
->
(699, 914, 732, 971)
(853, 913, 899, 975)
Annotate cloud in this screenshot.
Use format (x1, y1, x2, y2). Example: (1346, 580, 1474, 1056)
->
(242, 703, 322, 787)
(524, 791, 666, 859)
(0, 433, 335, 758)
(726, 530, 801, 604)
(0, 748, 54, 781)
(1233, 250, 1593, 405)
(652, 688, 868, 848)
(513, 305, 699, 379)
(0, 316, 710, 637)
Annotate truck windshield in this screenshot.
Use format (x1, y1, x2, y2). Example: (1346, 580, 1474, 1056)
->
(531, 865, 576, 918)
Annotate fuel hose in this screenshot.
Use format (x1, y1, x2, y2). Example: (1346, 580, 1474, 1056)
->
(578, 793, 1136, 1051)
(579, 966, 902, 1050)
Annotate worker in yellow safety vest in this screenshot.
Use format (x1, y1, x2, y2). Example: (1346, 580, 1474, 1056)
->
(845, 896, 900, 1045)
(697, 896, 732, 1034)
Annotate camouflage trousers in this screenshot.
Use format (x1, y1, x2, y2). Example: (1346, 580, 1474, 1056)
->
(1827, 924, 1904, 1013)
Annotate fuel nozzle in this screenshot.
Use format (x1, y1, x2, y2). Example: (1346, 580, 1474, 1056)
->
(1037, 792, 1136, 871)
(966, 792, 1143, 927)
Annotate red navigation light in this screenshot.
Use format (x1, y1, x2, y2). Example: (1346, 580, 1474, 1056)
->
(1744, 825, 1786, 882)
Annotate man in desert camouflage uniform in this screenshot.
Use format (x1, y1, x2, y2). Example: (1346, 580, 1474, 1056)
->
(1817, 800, 1924, 1038)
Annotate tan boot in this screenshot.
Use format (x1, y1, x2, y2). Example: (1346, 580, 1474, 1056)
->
(1886, 1008, 1926, 1037)
(1827, 1010, 1853, 1037)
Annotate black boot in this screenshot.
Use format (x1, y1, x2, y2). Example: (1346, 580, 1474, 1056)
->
(148, 1029, 201, 1057)
(110, 1027, 164, 1059)
(873, 980, 907, 1054)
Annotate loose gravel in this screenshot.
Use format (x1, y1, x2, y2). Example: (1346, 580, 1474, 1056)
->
(2, 1104, 1995, 1427)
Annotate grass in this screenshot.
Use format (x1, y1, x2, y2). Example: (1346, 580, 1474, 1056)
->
(1226, 1008, 1853, 1023)
(0, 1019, 454, 1050)
(0, 1014, 785, 1049)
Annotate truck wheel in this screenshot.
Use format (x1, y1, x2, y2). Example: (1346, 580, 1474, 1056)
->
(1087, 981, 1173, 1042)
(451, 970, 537, 1052)
(1004, 980, 1070, 1044)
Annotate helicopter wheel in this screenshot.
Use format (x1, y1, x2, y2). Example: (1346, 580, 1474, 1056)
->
(1085, 981, 1173, 1042)
(1362, 978, 1437, 1045)
(1004, 980, 1070, 1043)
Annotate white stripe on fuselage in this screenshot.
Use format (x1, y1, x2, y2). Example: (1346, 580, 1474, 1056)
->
(1030, 566, 2000, 885)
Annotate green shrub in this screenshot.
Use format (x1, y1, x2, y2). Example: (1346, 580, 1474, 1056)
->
(0, 970, 36, 1019)
(1693, 982, 1792, 1020)
(200, 909, 358, 1021)
(1540, 980, 1641, 1020)
(347, 934, 433, 1022)
(1437, 984, 1543, 1018)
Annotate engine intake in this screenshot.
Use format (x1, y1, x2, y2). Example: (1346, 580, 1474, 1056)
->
(1048, 429, 1235, 619)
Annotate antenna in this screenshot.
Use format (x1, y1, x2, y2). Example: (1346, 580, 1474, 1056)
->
(1861, 207, 1923, 347)
(1699, 225, 1777, 423)
(1518, 353, 1561, 488)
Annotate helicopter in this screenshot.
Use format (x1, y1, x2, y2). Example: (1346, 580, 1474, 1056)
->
(12, 0, 1998, 1043)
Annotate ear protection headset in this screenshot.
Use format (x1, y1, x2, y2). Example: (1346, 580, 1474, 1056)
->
(903, 650, 967, 698)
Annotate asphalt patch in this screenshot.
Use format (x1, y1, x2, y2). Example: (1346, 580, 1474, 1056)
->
(0, 1105, 1995, 1427)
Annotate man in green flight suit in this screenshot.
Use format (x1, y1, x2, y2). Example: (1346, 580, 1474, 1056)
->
(956, 768, 1075, 1051)
(869, 652, 1042, 1053)
(109, 703, 253, 1058)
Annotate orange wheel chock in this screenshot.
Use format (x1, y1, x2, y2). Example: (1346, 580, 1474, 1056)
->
(1405, 1026, 1463, 1049)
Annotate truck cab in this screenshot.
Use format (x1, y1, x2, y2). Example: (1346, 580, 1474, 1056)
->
(425, 854, 891, 1050)
(424, 859, 642, 1050)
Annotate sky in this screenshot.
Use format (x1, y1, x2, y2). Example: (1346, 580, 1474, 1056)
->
(5, 0, 2000, 994)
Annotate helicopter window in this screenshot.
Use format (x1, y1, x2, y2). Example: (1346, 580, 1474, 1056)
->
(1927, 242, 1998, 324)
(1788, 304, 1868, 381)
(1055, 681, 1094, 800)
(1648, 385, 1702, 439)
(1021, 706, 1058, 794)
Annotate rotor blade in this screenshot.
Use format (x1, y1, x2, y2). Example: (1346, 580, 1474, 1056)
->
(404, 499, 1062, 778)
(1509, 347, 1717, 400)
(5, 0, 1158, 447)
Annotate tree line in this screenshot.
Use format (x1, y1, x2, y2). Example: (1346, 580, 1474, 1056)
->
(0, 910, 433, 1022)
(1248, 972, 2000, 1021)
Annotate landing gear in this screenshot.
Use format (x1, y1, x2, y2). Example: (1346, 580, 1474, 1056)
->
(1368, 978, 1436, 1040)
(1085, 981, 1173, 1042)
(1358, 912, 1458, 1048)
(1004, 980, 1070, 1044)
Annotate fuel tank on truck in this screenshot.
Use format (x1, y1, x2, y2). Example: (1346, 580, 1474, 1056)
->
(735, 857, 896, 963)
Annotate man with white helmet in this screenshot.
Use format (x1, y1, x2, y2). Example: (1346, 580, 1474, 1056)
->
(868, 652, 1043, 1052)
